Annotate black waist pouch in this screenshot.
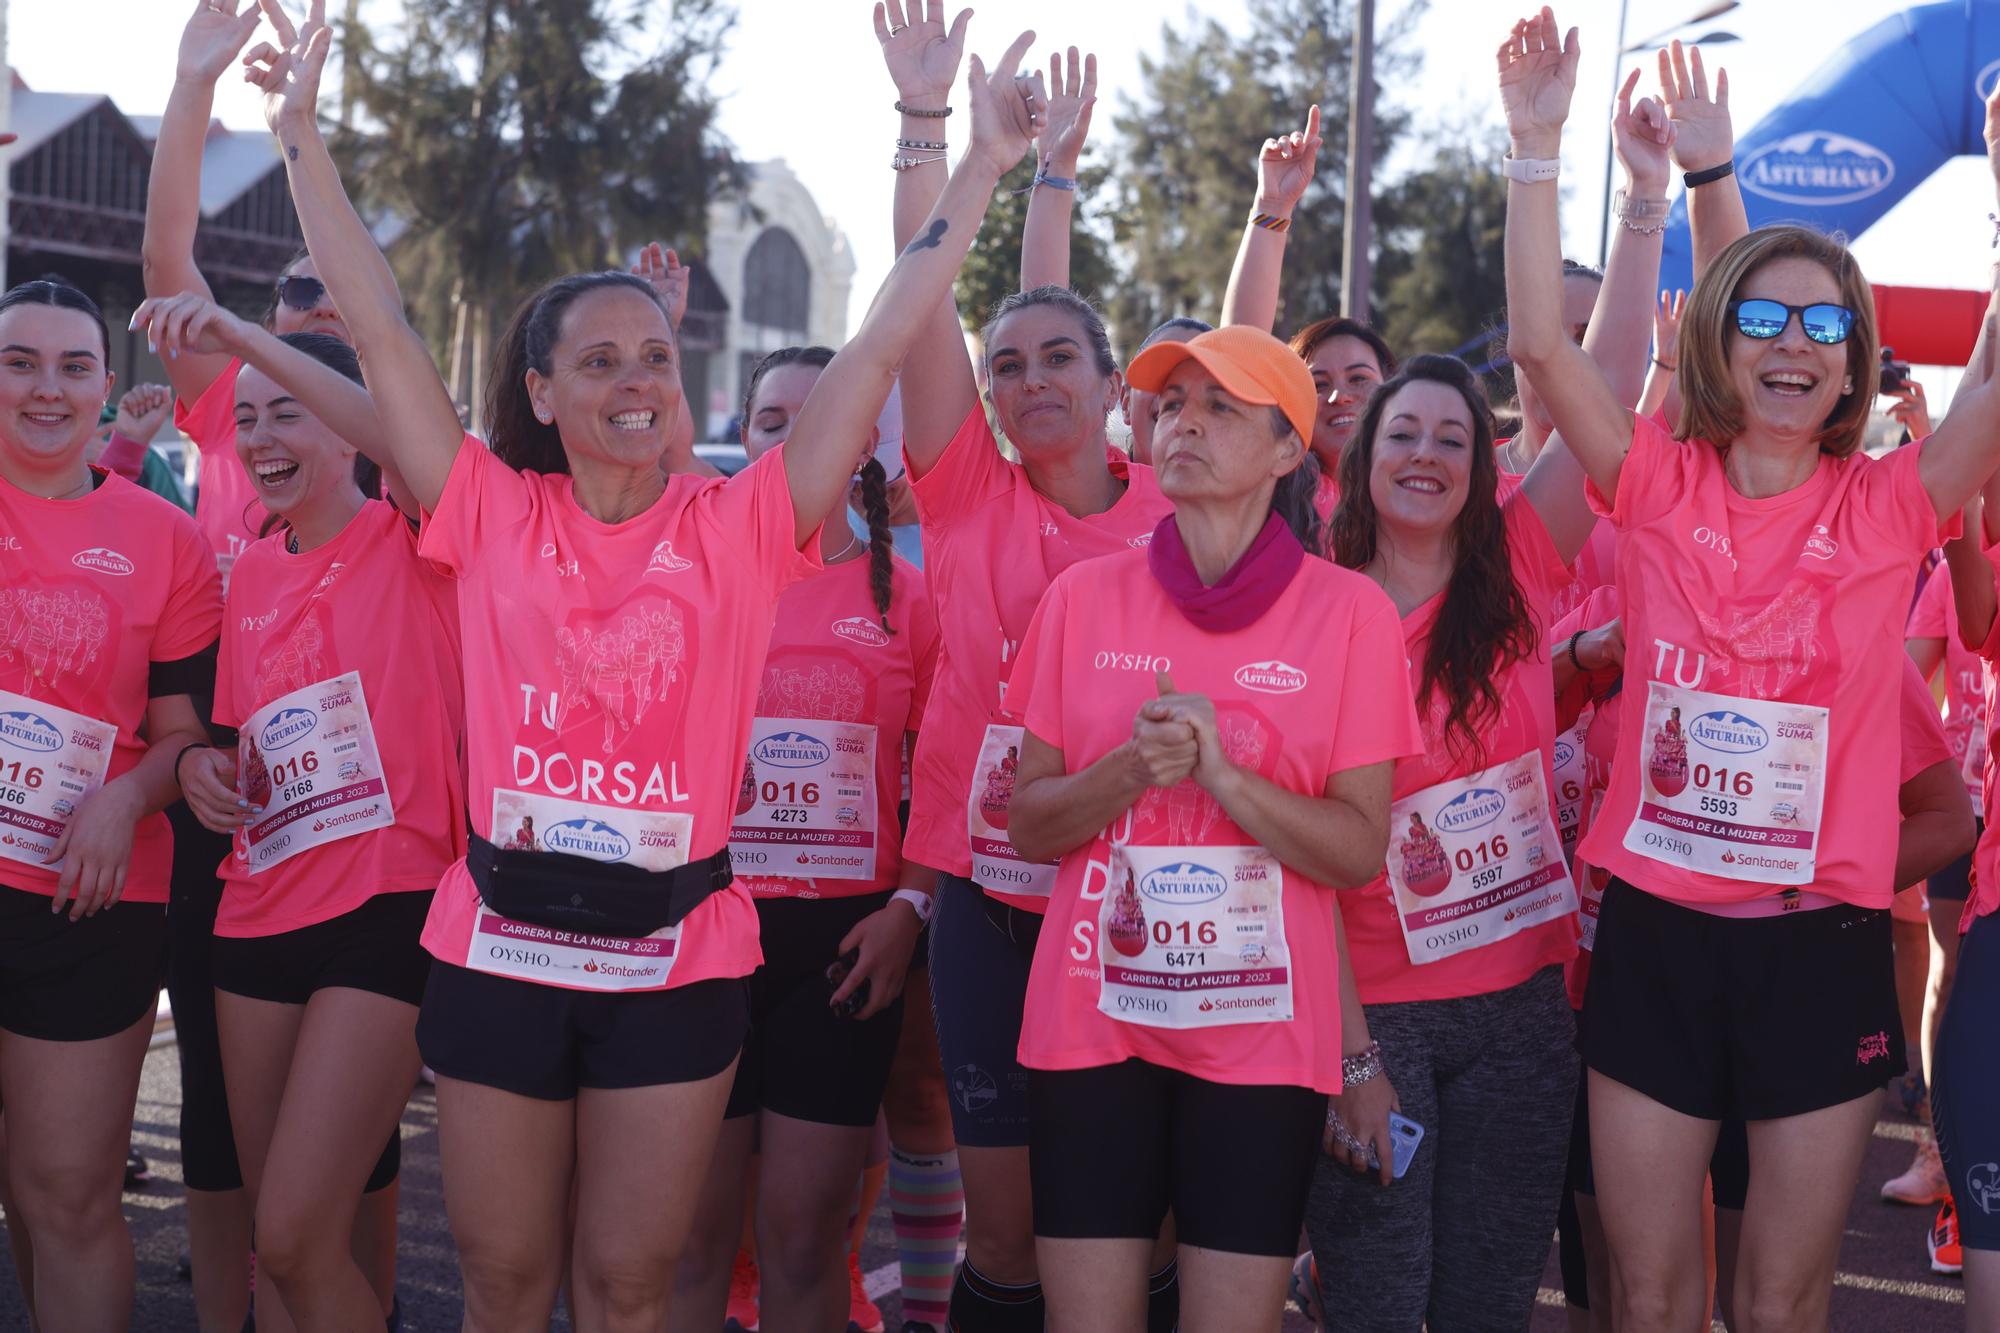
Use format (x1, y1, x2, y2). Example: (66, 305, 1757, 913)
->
(467, 834, 733, 938)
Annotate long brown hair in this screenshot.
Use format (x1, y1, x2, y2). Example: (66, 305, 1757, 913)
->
(1330, 354, 1536, 767)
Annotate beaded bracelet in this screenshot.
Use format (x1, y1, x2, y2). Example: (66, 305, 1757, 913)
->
(895, 100, 952, 118)
(897, 137, 948, 152)
(891, 152, 948, 171)
(1341, 1040, 1384, 1088)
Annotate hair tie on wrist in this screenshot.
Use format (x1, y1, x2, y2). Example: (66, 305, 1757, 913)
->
(1683, 159, 1734, 189)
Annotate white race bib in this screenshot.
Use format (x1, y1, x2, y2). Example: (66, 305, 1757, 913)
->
(1098, 842, 1291, 1029)
(1623, 682, 1828, 885)
(0, 690, 115, 869)
(1386, 749, 1576, 966)
(1553, 715, 1589, 870)
(728, 717, 877, 881)
(470, 789, 696, 990)
(239, 672, 395, 873)
(968, 724, 1056, 899)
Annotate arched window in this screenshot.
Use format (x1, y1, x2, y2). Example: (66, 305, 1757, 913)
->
(742, 227, 810, 335)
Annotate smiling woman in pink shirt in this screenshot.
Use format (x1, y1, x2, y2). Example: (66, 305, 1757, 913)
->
(248, 5, 1048, 1326)
(1503, 9, 2000, 1329)
(1004, 324, 1420, 1330)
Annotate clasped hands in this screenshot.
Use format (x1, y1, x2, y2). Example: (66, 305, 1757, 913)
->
(1128, 671, 1230, 792)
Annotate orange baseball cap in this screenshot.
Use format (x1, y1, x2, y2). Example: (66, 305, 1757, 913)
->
(1126, 324, 1318, 448)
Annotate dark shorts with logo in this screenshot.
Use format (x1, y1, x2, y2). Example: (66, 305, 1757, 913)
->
(1580, 878, 1904, 1121)
(723, 891, 904, 1127)
(928, 873, 1039, 1148)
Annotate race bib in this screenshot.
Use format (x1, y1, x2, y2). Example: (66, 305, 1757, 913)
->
(1553, 715, 1589, 869)
(0, 690, 115, 869)
(728, 718, 877, 881)
(1386, 749, 1575, 966)
(1963, 702, 1988, 803)
(1576, 792, 1609, 952)
(1624, 682, 1828, 885)
(239, 672, 395, 873)
(489, 788, 693, 873)
(1098, 842, 1291, 1029)
(470, 790, 696, 990)
(968, 724, 1056, 899)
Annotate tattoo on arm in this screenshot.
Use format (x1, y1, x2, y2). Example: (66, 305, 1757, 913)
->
(287, 144, 299, 161)
(902, 218, 948, 257)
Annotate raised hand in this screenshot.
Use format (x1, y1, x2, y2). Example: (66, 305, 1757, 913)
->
(1256, 105, 1323, 216)
(1887, 382, 1932, 439)
(1611, 67, 1674, 193)
(244, 0, 331, 132)
(1037, 47, 1098, 174)
(1496, 6, 1580, 153)
(1658, 39, 1732, 173)
(113, 384, 175, 444)
(1653, 288, 1686, 367)
(176, 0, 263, 85)
(874, 0, 973, 105)
(631, 243, 688, 333)
(132, 292, 253, 362)
(1985, 74, 2000, 197)
(964, 30, 1042, 176)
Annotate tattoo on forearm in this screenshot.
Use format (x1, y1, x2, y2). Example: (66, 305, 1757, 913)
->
(287, 144, 299, 161)
(902, 218, 948, 256)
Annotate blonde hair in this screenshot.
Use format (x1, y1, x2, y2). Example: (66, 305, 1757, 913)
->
(1675, 225, 1878, 460)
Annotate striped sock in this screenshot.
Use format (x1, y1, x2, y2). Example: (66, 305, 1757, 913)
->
(889, 1146, 962, 1327)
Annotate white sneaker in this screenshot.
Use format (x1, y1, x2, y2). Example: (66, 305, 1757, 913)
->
(1881, 1130, 1949, 1206)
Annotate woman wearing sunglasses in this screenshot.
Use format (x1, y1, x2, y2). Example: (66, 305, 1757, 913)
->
(1501, 10, 2000, 1330)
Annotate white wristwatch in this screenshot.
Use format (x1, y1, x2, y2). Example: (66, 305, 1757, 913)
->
(891, 888, 936, 924)
(1501, 155, 1561, 184)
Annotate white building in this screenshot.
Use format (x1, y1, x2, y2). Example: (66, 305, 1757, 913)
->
(694, 159, 854, 440)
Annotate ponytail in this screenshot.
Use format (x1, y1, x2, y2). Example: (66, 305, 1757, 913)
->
(857, 456, 897, 635)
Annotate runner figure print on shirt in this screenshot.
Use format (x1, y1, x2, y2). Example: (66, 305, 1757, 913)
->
(552, 603, 687, 754)
(1693, 579, 1826, 699)
(0, 586, 111, 686)
(255, 613, 329, 698)
(761, 659, 866, 723)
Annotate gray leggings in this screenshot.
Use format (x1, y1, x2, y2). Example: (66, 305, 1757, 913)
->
(1307, 965, 1577, 1332)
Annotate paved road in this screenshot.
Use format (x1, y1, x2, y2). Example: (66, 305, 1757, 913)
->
(0, 1044, 1965, 1331)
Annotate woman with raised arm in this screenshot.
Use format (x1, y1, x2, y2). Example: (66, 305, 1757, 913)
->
(1001, 324, 1420, 1333)
(1501, 9, 2000, 1329)
(1014, 42, 1210, 473)
(129, 291, 465, 1333)
(874, 4, 1180, 1326)
(0, 276, 221, 1331)
(257, 2, 1044, 1325)
(672, 344, 942, 1332)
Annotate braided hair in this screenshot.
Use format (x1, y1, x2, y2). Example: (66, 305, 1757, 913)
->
(741, 345, 897, 634)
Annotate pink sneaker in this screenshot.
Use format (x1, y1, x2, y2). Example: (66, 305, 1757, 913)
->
(724, 1249, 759, 1331)
(1881, 1131, 1949, 1206)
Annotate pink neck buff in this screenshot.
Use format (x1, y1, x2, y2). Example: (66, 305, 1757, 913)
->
(1146, 510, 1304, 632)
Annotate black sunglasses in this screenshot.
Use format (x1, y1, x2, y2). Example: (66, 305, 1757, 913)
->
(1726, 298, 1855, 346)
(275, 275, 329, 312)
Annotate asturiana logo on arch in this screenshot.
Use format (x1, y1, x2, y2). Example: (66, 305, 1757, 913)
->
(1234, 660, 1308, 694)
(1739, 132, 1894, 207)
(1690, 711, 1769, 754)
(1138, 861, 1228, 905)
(260, 707, 318, 750)
(753, 731, 830, 769)
(1436, 787, 1505, 833)
(0, 710, 64, 754)
(542, 818, 633, 862)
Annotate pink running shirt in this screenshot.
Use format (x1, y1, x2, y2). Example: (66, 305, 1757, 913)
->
(1577, 418, 1947, 909)
(1908, 564, 1987, 803)
(1338, 494, 1581, 1004)
(174, 361, 265, 586)
(1964, 543, 2000, 930)
(733, 553, 939, 899)
(1009, 548, 1420, 1092)
(212, 501, 465, 936)
(904, 407, 1171, 906)
(417, 440, 817, 990)
(0, 468, 221, 901)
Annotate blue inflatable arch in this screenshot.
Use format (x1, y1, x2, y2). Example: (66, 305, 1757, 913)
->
(1658, 0, 2000, 296)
